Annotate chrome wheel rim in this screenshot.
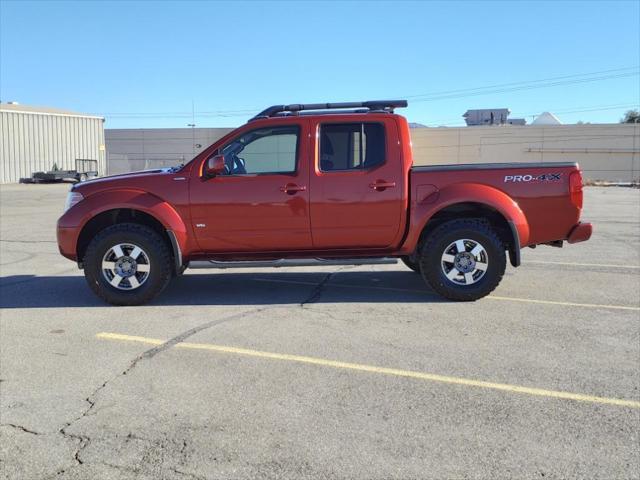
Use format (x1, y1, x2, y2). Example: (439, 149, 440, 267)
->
(101, 243, 151, 290)
(441, 239, 488, 286)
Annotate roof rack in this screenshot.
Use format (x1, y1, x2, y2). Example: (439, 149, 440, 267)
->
(250, 100, 408, 121)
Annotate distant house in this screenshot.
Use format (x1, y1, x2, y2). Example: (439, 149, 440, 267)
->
(532, 111, 562, 125)
(463, 108, 526, 126)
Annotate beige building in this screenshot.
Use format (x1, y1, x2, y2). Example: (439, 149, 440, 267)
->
(410, 123, 639, 183)
(105, 128, 232, 175)
(104, 123, 640, 183)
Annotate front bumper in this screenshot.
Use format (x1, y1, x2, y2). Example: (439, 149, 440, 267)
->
(567, 222, 593, 244)
(57, 224, 78, 261)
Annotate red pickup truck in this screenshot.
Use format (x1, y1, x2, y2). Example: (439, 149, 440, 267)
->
(57, 100, 592, 306)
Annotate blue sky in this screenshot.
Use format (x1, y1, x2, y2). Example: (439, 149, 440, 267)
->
(1, 0, 638, 128)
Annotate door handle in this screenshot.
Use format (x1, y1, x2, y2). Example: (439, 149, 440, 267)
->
(369, 180, 396, 191)
(280, 183, 307, 195)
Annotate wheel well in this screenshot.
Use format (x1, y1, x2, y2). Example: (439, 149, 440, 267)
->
(418, 202, 519, 265)
(77, 209, 174, 267)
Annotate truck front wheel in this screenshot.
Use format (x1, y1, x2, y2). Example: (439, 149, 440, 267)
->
(419, 219, 506, 301)
(401, 256, 421, 273)
(83, 223, 173, 306)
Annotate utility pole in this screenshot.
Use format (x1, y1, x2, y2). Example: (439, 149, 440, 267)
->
(188, 100, 196, 156)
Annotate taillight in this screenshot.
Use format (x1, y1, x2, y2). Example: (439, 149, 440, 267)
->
(569, 171, 583, 209)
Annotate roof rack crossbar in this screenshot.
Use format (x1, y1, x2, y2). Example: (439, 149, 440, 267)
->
(250, 100, 408, 121)
(274, 108, 370, 117)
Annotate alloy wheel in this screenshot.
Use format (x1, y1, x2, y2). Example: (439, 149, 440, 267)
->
(101, 243, 151, 290)
(440, 238, 489, 286)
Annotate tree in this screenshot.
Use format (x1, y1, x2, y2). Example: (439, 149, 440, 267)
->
(620, 110, 640, 123)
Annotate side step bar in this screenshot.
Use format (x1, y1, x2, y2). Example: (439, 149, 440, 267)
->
(187, 258, 398, 269)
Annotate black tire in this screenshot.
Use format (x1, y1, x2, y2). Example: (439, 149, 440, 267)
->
(83, 223, 173, 306)
(401, 256, 421, 273)
(419, 218, 506, 301)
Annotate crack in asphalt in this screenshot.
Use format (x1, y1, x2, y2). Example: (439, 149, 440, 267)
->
(300, 266, 352, 306)
(49, 267, 347, 477)
(1, 423, 43, 435)
(87, 435, 205, 478)
(134, 307, 271, 362)
(170, 466, 208, 480)
(52, 306, 270, 477)
(95, 461, 140, 475)
(300, 273, 333, 306)
(93, 461, 206, 479)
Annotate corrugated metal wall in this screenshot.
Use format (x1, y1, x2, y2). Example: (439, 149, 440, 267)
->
(0, 110, 106, 183)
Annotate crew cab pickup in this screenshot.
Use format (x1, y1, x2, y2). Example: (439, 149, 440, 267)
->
(57, 100, 592, 305)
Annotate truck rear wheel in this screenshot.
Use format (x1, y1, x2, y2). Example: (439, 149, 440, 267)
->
(419, 218, 506, 301)
(83, 223, 172, 306)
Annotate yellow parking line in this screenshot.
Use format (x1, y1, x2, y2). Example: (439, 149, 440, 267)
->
(527, 260, 640, 269)
(96, 332, 640, 409)
(252, 278, 640, 311)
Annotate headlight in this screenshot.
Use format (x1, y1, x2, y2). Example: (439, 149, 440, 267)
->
(64, 191, 84, 212)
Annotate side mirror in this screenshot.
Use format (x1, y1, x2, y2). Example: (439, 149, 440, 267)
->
(204, 154, 226, 178)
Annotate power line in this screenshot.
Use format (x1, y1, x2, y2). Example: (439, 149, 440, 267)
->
(410, 72, 639, 103)
(104, 110, 256, 118)
(99, 66, 639, 120)
(405, 66, 638, 99)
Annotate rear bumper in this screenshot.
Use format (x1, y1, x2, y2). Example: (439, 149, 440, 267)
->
(567, 222, 593, 244)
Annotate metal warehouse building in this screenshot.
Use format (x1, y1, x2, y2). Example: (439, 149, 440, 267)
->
(0, 103, 105, 184)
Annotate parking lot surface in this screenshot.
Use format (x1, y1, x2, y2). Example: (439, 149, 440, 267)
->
(1, 184, 639, 479)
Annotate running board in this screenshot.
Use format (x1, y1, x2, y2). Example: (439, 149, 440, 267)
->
(187, 258, 398, 269)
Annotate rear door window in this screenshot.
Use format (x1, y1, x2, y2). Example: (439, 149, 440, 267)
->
(319, 123, 385, 172)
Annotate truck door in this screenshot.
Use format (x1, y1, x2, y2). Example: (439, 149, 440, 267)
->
(309, 119, 404, 249)
(189, 120, 312, 252)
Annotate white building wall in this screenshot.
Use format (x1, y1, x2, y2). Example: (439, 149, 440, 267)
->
(0, 108, 106, 184)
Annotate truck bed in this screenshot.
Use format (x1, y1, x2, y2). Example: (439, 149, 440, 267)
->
(409, 161, 583, 247)
(411, 161, 577, 172)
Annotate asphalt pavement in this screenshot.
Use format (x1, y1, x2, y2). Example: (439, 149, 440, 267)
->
(1, 184, 638, 479)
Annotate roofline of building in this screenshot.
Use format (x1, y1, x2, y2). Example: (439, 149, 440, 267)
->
(0, 105, 104, 120)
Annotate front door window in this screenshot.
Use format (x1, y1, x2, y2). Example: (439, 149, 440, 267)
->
(218, 126, 299, 175)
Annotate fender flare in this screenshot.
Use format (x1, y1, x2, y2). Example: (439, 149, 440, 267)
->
(71, 189, 190, 269)
(403, 183, 530, 266)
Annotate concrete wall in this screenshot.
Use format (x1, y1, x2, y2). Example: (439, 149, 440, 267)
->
(0, 108, 106, 184)
(236, 131, 298, 173)
(105, 123, 640, 182)
(410, 123, 640, 183)
(105, 128, 232, 175)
